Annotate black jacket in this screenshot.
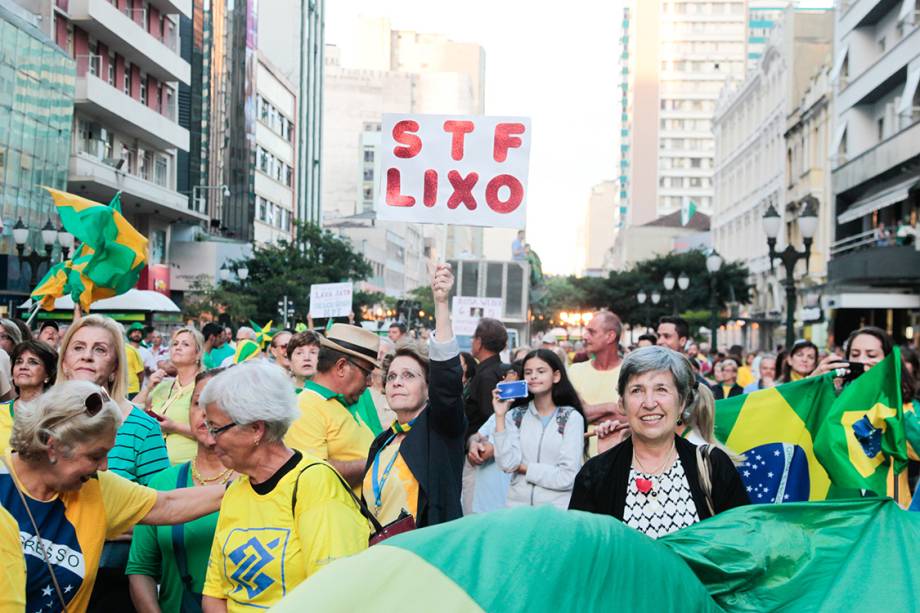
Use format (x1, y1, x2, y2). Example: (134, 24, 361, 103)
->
(363, 353, 467, 528)
(464, 354, 505, 441)
(568, 435, 749, 521)
(711, 383, 744, 399)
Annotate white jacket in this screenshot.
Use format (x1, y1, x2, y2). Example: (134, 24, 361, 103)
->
(493, 403, 585, 509)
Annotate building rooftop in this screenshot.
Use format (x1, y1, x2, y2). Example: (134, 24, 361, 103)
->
(641, 210, 711, 231)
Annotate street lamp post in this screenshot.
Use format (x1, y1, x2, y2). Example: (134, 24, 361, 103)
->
(663, 271, 691, 315)
(13, 218, 60, 287)
(762, 196, 819, 351)
(706, 249, 724, 351)
(191, 184, 230, 215)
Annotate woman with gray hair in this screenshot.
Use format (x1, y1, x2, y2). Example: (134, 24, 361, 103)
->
(0, 318, 22, 354)
(0, 380, 225, 613)
(199, 361, 368, 611)
(569, 346, 749, 539)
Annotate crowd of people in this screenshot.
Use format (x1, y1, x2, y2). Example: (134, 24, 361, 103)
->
(0, 266, 917, 612)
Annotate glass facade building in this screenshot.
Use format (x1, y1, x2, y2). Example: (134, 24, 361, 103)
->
(0, 2, 75, 299)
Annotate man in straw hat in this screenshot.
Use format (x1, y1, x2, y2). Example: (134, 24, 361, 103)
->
(285, 324, 380, 490)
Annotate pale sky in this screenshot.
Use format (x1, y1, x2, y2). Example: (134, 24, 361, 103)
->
(325, 0, 622, 275)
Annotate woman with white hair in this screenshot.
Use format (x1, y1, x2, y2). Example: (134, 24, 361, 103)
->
(0, 318, 22, 354)
(569, 346, 749, 539)
(0, 380, 224, 613)
(200, 361, 368, 611)
(133, 326, 206, 464)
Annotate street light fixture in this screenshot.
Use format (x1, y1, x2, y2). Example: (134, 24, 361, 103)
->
(219, 263, 231, 282)
(663, 273, 675, 291)
(13, 218, 60, 287)
(651, 290, 661, 304)
(706, 249, 724, 351)
(57, 225, 74, 259)
(238, 266, 249, 281)
(677, 272, 690, 291)
(763, 196, 818, 350)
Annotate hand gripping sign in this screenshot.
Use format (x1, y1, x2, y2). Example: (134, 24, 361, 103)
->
(376, 114, 531, 229)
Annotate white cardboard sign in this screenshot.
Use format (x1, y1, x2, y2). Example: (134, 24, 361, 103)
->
(452, 296, 505, 336)
(376, 113, 531, 229)
(309, 282, 353, 318)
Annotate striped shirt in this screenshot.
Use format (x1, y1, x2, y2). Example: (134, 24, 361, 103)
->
(108, 407, 170, 485)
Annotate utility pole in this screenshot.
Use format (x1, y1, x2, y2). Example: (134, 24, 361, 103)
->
(277, 295, 295, 329)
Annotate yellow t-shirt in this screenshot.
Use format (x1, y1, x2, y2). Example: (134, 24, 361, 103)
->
(0, 400, 13, 453)
(0, 453, 158, 613)
(361, 437, 419, 525)
(148, 378, 198, 464)
(722, 385, 733, 398)
(567, 361, 622, 457)
(126, 345, 144, 394)
(0, 504, 25, 611)
(203, 452, 368, 611)
(286, 382, 375, 482)
(737, 365, 755, 388)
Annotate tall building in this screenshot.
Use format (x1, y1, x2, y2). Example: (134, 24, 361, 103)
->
(578, 181, 618, 276)
(745, 1, 793, 70)
(0, 0, 75, 307)
(619, 0, 747, 229)
(712, 8, 833, 349)
(827, 0, 920, 344)
(323, 17, 487, 297)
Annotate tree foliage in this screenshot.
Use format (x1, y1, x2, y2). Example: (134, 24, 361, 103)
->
(185, 222, 375, 326)
(532, 249, 752, 332)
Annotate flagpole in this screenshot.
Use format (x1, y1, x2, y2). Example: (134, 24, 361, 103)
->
(24, 301, 40, 327)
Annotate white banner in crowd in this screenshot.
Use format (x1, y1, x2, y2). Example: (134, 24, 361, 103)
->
(309, 282, 353, 318)
(376, 113, 531, 229)
(452, 296, 504, 336)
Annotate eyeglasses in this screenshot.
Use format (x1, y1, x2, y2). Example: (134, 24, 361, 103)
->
(385, 370, 425, 384)
(205, 421, 238, 438)
(346, 359, 374, 377)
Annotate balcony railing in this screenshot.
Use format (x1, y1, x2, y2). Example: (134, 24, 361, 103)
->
(830, 229, 876, 256)
(75, 55, 178, 123)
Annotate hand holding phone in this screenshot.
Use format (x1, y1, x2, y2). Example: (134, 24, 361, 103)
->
(496, 380, 528, 401)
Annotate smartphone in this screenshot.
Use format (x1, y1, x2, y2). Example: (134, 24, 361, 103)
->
(496, 380, 528, 401)
(144, 409, 166, 422)
(843, 361, 866, 383)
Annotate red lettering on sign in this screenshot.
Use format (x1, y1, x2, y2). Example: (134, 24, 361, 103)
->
(386, 168, 415, 207)
(392, 120, 422, 158)
(485, 174, 524, 213)
(447, 171, 479, 210)
(423, 170, 438, 207)
(443, 120, 475, 161)
(493, 123, 525, 162)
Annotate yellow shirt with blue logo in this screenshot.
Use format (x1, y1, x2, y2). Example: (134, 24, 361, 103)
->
(126, 345, 144, 394)
(202, 451, 367, 610)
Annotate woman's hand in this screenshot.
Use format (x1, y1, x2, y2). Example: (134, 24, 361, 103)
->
(810, 353, 849, 378)
(515, 463, 527, 475)
(156, 414, 192, 437)
(431, 263, 453, 305)
(593, 419, 630, 454)
(148, 369, 167, 388)
(492, 388, 512, 417)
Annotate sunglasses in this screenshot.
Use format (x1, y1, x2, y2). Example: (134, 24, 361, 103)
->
(51, 389, 111, 430)
(346, 358, 374, 377)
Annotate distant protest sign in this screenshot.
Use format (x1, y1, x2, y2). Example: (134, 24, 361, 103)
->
(452, 296, 504, 336)
(309, 282, 353, 318)
(376, 113, 531, 229)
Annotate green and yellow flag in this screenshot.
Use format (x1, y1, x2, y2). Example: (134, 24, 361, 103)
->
(31, 188, 148, 311)
(714, 350, 907, 502)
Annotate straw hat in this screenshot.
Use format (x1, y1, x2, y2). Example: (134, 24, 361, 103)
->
(319, 324, 381, 369)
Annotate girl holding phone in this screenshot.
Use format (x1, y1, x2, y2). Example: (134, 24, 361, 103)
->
(492, 349, 586, 509)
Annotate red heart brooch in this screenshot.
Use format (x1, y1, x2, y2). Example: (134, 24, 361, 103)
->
(635, 478, 653, 495)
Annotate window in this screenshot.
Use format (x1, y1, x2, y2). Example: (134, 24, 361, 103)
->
(139, 77, 147, 105)
(107, 54, 115, 85)
(123, 62, 130, 95)
(877, 117, 885, 140)
(878, 37, 886, 53)
(150, 230, 166, 264)
(364, 149, 374, 162)
(258, 196, 268, 222)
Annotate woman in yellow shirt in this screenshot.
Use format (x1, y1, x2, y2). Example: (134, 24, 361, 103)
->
(1, 380, 225, 613)
(134, 327, 204, 464)
(200, 362, 368, 612)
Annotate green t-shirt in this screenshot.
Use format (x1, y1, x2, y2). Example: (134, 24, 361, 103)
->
(203, 344, 235, 370)
(126, 462, 220, 611)
(109, 407, 170, 485)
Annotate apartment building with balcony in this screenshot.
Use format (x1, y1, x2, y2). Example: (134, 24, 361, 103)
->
(37, 0, 199, 295)
(829, 0, 920, 343)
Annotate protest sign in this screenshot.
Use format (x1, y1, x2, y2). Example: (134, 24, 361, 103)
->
(309, 282, 353, 318)
(376, 113, 531, 229)
(452, 296, 504, 336)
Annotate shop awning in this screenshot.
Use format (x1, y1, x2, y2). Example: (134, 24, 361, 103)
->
(20, 289, 181, 313)
(838, 175, 920, 224)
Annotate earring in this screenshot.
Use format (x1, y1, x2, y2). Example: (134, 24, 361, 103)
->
(49, 457, 57, 465)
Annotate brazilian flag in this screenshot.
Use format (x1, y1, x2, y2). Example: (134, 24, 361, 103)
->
(31, 188, 148, 311)
(715, 349, 908, 502)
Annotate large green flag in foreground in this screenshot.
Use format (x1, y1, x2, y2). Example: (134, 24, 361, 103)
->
(272, 502, 918, 612)
(714, 349, 907, 501)
(661, 498, 920, 612)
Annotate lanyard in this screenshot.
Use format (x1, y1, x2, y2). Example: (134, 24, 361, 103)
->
(372, 432, 401, 508)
